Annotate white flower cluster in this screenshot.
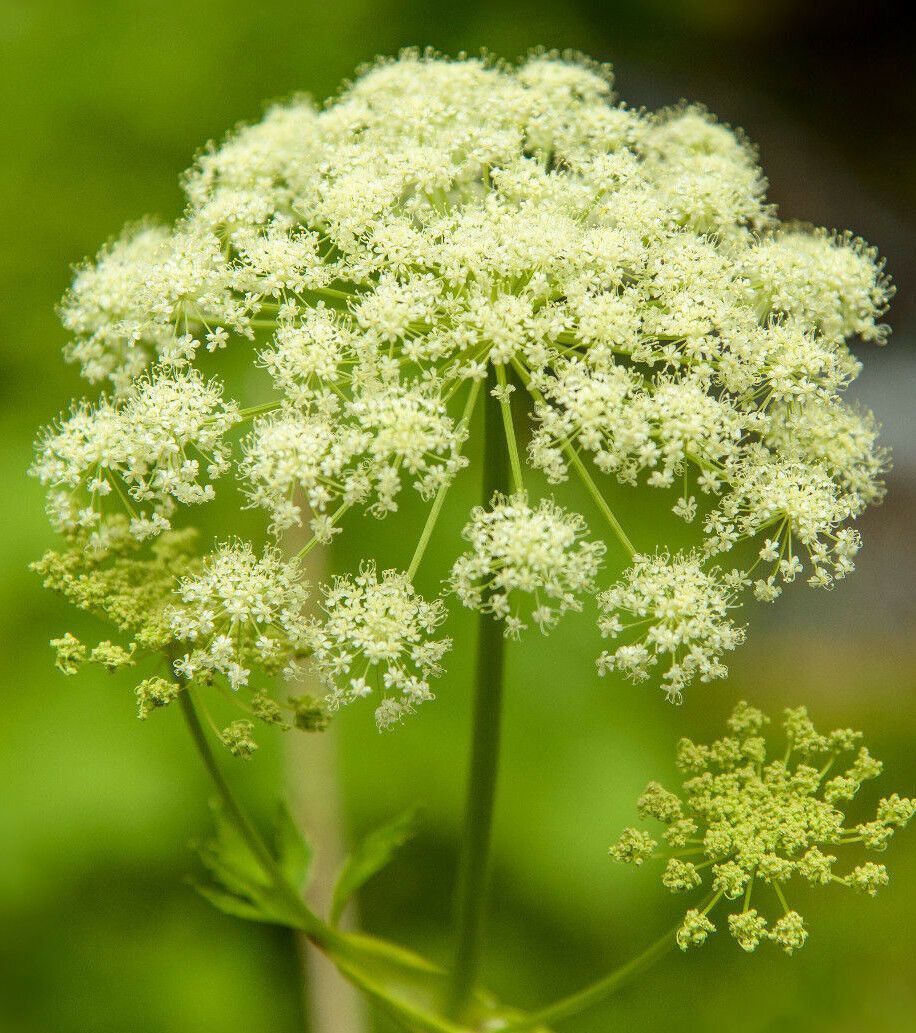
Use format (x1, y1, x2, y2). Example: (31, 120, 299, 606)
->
(61, 224, 252, 392)
(531, 362, 751, 490)
(597, 552, 746, 701)
(168, 541, 309, 690)
(32, 369, 238, 547)
(704, 446, 863, 598)
(308, 565, 450, 730)
(240, 382, 468, 535)
(34, 50, 894, 713)
(451, 493, 605, 637)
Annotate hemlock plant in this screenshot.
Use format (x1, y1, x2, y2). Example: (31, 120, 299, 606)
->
(31, 50, 912, 1030)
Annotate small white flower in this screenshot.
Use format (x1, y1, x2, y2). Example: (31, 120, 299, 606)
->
(759, 539, 780, 563)
(205, 326, 229, 352)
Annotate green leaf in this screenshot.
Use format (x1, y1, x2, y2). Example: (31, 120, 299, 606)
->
(192, 799, 312, 929)
(192, 882, 274, 924)
(330, 932, 555, 1033)
(204, 799, 271, 889)
(331, 809, 419, 924)
(198, 840, 266, 900)
(274, 802, 313, 890)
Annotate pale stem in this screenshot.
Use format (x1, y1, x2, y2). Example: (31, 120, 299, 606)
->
(287, 516, 370, 1033)
(287, 722, 370, 1033)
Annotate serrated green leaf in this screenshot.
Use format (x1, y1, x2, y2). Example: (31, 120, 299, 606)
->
(331, 809, 419, 925)
(193, 799, 309, 930)
(274, 802, 313, 890)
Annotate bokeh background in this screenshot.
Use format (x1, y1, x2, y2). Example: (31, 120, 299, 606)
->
(1, 2, 914, 1031)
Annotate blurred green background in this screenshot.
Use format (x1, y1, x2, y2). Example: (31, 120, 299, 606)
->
(2, 1, 915, 1031)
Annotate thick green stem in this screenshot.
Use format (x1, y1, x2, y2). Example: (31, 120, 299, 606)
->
(445, 366, 509, 1020)
(502, 923, 679, 1031)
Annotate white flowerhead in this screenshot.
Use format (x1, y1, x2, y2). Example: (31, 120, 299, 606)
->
(309, 564, 450, 730)
(32, 368, 238, 547)
(451, 492, 605, 637)
(168, 540, 309, 690)
(32, 49, 895, 730)
(597, 551, 746, 701)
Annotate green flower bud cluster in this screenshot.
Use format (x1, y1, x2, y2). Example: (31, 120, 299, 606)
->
(135, 676, 183, 719)
(220, 719, 259, 758)
(33, 528, 314, 754)
(33, 525, 199, 654)
(610, 702, 915, 953)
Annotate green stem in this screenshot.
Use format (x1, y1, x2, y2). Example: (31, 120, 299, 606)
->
(407, 379, 482, 580)
(494, 364, 524, 493)
(502, 923, 679, 1031)
(310, 285, 360, 303)
(181, 692, 480, 1032)
(232, 399, 283, 423)
(295, 502, 351, 560)
(337, 959, 470, 1033)
(564, 447, 637, 559)
(445, 366, 509, 1020)
(509, 356, 636, 559)
(773, 881, 791, 915)
(178, 690, 330, 945)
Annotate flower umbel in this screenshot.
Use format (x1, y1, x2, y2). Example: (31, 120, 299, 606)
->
(597, 551, 747, 702)
(309, 564, 451, 730)
(33, 49, 896, 736)
(168, 540, 309, 691)
(31, 368, 238, 547)
(450, 492, 606, 637)
(610, 702, 915, 952)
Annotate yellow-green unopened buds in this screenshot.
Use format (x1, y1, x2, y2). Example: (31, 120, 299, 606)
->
(610, 702, 915, 952)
